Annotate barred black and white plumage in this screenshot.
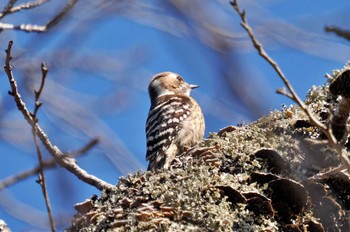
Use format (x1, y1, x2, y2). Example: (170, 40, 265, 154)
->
(146, 72, 205, 171)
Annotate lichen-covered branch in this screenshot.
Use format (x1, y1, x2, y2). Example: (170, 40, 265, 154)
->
(67, 85, 350, 231)
(230, 0, 350, 173)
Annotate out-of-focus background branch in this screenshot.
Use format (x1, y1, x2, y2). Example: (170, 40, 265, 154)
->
(1, 0, 350, 230)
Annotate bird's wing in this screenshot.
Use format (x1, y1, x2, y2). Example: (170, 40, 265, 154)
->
(146, 95, 192, 169)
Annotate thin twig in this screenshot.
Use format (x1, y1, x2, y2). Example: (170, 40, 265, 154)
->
(0, 138, 99, 191)
(45, 0, 78, 30)
(0, 0, 18, 19)
(309, 164, 346, 180)
(69, 138, 100, 156)
(4, 41, 115, 191)
(31, 62, 55, 232)
(32, 127, 55, 232)
(276, 87, 293, 100)
(230, 0, 350, 172)
(32, 63, 47, 117)
(0, 0, 47, 17)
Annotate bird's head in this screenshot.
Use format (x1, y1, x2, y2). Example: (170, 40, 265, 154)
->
(148, 72, 198, 102)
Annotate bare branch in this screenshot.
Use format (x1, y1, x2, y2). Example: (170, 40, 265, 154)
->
(4, 41, 115, 191)
(276, 87, 293, 100)
(0, 0, 78, 32)
(45, 0, 78, 30)
(325, 26, 350, 41)
(69, 138, 100, 156)
(230, 0, 350, 172)
(0, 138, 99, 191)
(309, 164, 346, 180)
(0, 22, 46, 32)
(0, 0, 18, 19)
(1, 0, 48, 17)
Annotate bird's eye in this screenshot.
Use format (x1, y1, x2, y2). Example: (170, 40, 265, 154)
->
(176, 76, 183, 82)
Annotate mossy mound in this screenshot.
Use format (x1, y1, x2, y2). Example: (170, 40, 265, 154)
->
(66, 64, 350, 232)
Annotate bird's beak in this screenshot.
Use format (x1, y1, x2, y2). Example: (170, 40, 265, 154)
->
(190, 84, 199, 89)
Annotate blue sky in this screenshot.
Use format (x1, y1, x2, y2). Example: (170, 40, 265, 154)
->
(1, 0, 350, 231)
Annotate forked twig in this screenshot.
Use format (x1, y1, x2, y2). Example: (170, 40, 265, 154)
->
(4, 41, 115, 191)
(230, 0, 350, 172)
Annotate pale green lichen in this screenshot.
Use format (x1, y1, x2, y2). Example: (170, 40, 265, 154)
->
(66, 64, 350, 232)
